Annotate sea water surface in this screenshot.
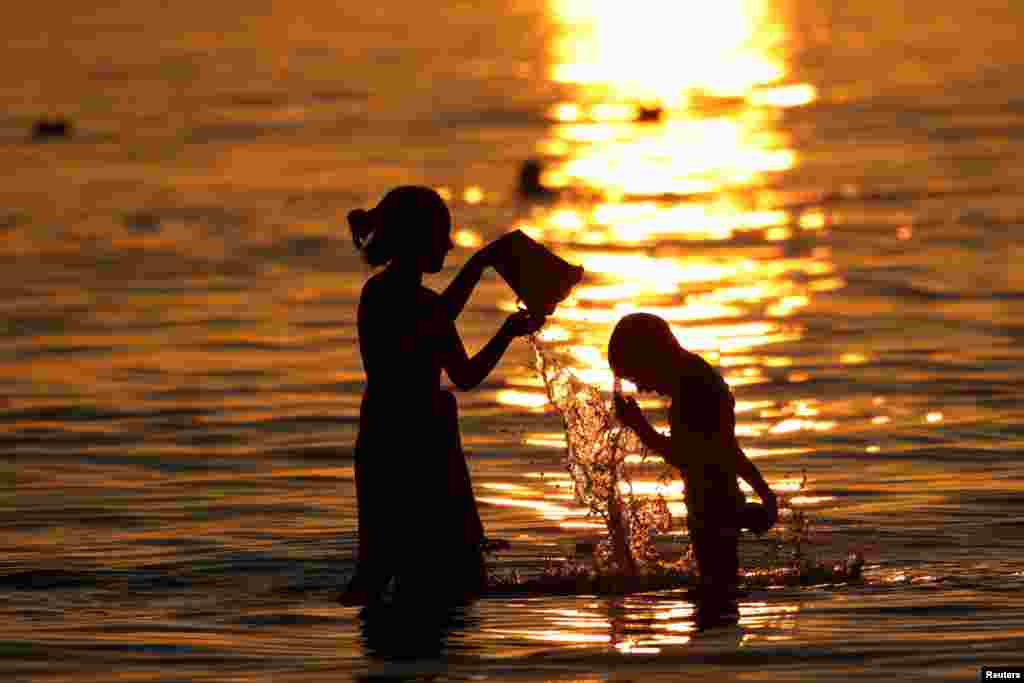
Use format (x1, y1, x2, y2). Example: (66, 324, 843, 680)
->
(3, 0, 1024, 680)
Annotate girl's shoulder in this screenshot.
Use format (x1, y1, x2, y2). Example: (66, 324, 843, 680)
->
(361, 271, 436, 302)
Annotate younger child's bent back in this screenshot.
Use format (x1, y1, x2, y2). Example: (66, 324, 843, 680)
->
(607, 313, 777, 597)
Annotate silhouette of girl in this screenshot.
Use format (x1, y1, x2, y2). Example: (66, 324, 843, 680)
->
(342, 186, 542, 605)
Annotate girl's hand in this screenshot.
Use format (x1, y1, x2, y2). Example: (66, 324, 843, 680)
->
(502, 310, 545, 337)
(614, 393, 646, 432)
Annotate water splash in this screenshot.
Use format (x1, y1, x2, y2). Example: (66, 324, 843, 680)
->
(528, 334, 673, 576)
(778, 471, 812, 568)
(509, 334, 864, 593)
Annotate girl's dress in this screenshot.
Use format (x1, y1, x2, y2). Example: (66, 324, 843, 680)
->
(348, 269, 485, 600)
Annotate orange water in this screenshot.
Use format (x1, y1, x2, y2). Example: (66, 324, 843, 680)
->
(3, 0, 1024, 680)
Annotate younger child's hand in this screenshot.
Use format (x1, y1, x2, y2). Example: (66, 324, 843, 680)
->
(614, 393, 645, 432)
(740, 502, 777, 535)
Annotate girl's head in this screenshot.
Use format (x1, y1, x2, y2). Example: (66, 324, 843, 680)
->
(608, 312, 680, 394)
(349, 186, 454, 272)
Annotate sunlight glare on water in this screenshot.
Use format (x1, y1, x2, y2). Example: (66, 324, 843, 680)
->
(504, 0, 832, 396)
(548, 0, 790, 103)
(4, 0, 1024, 677)
(490, 0, 846, 569)
(541, 0, 814, 202)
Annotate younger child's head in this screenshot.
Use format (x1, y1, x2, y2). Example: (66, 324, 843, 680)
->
(608, 313, 681, 394)
(609, 312, 735, 437)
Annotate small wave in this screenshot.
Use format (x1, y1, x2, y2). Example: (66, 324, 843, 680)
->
(0, 570, 102, 590)
(0, 568, 193, 591)
(11, 344, 115, 360)
(0, 404, 204, 423)
(191, 340, 297, 352)
(122, 205, 244, 232)
(241, 234, 351, 268)
(232, 613, 341, 626)
(266, 445, 355, 462)
(196, 414, 359, 432)
(440, 106, 550, 128)
(187, 121, 303, 144)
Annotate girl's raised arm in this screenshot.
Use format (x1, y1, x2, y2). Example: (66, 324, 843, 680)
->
(440, 246, 493, 321)
(443, 309, 541, 391)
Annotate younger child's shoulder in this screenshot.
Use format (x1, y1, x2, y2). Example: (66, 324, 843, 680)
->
(670, 351, 735, 435)
(677, 350, 729, 392)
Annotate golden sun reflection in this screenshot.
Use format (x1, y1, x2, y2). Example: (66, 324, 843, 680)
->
(486, 0, 839, 541)
(739, 600, 801, 637)
(507, 0, 833, 402)
(476, 496, 588, 521)
(495, 389, 549, 410)
(452, 228, 483, 248)
(549, 0, 788, 104)
(487, 599, 709, 652)
(539, 0, 815, 204)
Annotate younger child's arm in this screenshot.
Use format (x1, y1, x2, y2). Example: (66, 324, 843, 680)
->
(734, 441, 777, 518)
(613, 395, 675, 464)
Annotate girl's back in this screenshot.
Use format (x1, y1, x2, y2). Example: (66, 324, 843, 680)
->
(358, 269, 449, 402)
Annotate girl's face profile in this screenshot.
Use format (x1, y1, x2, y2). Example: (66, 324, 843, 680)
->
(423, 223, 454, 273)
(407, 208, 452, 274)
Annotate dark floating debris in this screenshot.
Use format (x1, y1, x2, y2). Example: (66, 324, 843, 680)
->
(635, 105, 664, 123)
(31, 117, 72, 141)
(0, 212, 22, 231)
(518, 158, 558, 200)
(124, 211, 161, 233)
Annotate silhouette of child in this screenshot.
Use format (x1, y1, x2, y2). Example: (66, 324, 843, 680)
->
(341, 186, 543, 606)
(607, 313, 778, 598)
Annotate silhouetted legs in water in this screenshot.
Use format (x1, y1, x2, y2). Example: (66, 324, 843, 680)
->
(344, 392, 487, 606)
(357, 600, 481, 665)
